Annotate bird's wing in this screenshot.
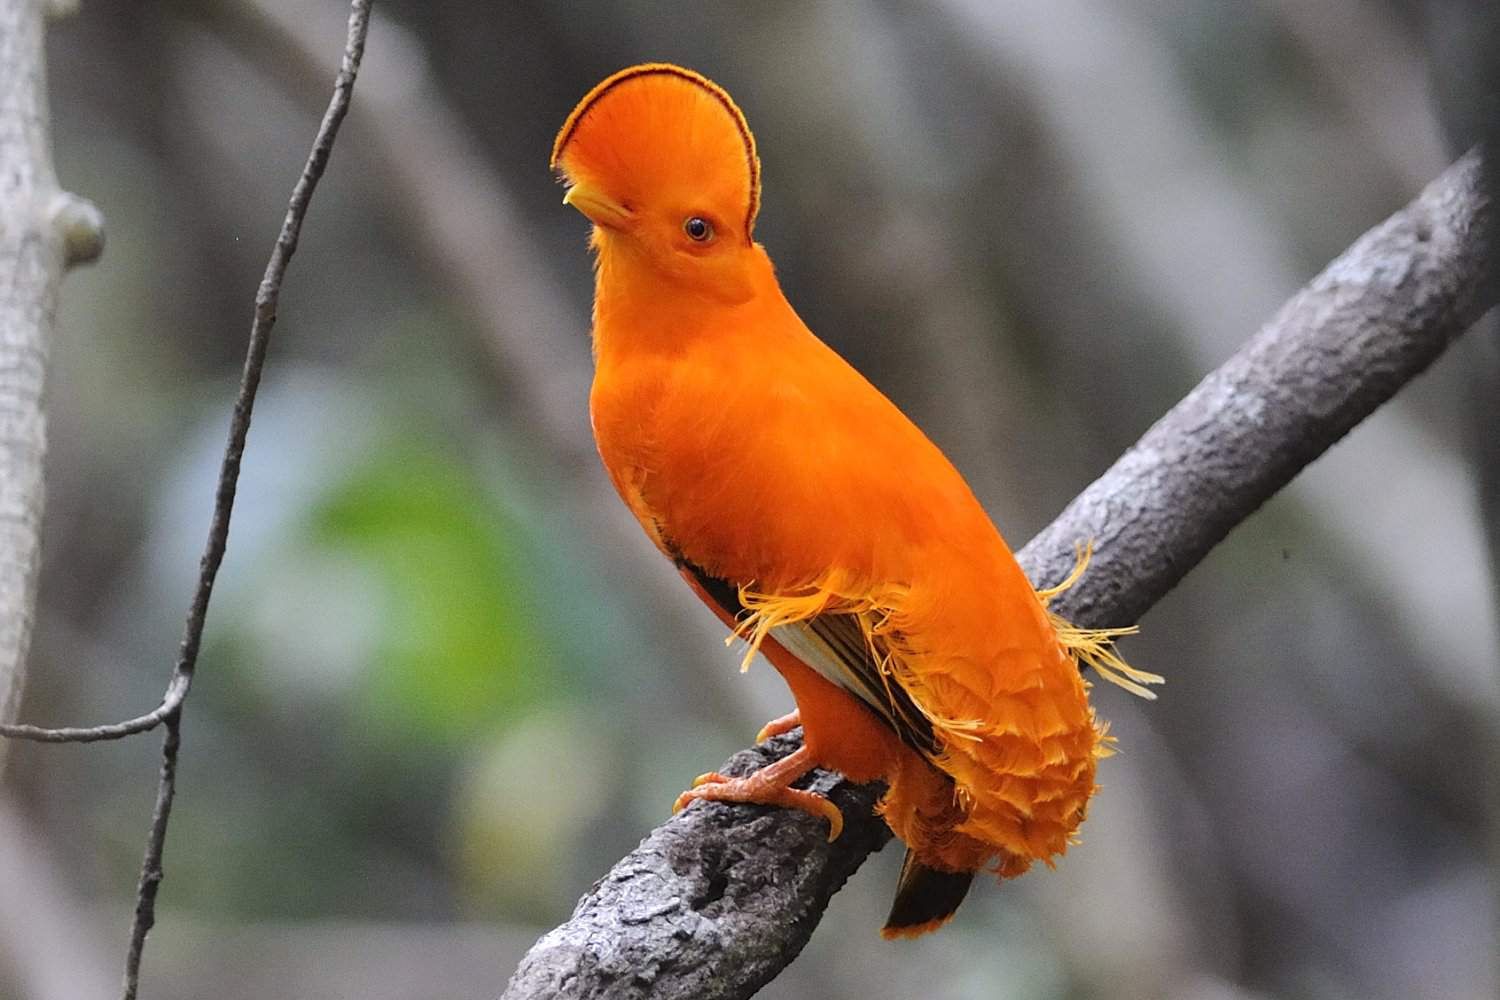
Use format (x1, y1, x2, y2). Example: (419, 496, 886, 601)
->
(777, 614, 941, 759)
(682, 560, 940, 761)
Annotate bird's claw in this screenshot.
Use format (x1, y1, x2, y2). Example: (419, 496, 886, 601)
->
(672, 772, 726, 814)
(755, 710, 801, 743)
(671, 773, 844, 841)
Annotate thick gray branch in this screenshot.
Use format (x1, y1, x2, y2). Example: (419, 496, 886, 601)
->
(0, 0, 103, 770)
(1023, 145, 1496, 625)
(504, 733, 891, 1000)
(501, 147, 1495, 1000)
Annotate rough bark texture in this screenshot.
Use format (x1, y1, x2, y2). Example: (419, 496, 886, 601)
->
(1022, 146, 1496, 624)
(0, 0, 102, 770)
(500, 147, 1495, 1000)
(504, 733, 891, 1000)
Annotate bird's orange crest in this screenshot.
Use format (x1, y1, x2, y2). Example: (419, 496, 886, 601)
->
(551, 64, 762, 243)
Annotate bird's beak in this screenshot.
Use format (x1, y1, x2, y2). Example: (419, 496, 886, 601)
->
(562, 184, 632, 231)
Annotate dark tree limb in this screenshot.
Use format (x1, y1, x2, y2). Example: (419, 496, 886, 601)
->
(501, 147, 1495, 1000)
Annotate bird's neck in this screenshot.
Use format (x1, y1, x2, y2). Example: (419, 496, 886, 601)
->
(590, 239, 781, 361)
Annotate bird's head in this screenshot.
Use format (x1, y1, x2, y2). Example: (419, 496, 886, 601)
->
(552, 64, 763, 304)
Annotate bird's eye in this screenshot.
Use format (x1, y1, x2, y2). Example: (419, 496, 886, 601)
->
(683, 216, 714, 242)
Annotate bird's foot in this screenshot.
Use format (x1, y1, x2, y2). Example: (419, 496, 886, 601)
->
(671, 744, 843, 841)
(755, 709, 801, 743)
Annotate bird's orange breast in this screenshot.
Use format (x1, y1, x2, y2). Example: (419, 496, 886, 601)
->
(591, 309, 992, 587)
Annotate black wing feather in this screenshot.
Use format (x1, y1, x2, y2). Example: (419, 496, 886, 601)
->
(681, 559, 939, 759)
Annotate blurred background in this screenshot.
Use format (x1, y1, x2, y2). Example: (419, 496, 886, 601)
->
(3, 1, 1498, 998)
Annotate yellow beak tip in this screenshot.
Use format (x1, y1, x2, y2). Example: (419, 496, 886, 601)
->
(560, 185, 631, 230)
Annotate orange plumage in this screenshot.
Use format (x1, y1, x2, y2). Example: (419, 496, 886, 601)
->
(551, 64, 1160, 937)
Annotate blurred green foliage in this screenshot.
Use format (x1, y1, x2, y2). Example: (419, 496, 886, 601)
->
(307, 441, 549, 743)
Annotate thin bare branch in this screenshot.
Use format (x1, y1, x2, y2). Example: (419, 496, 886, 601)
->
(114, 3, 371, 998)
(501, 147, 1495, 1000)
(0, 673, 186, 743)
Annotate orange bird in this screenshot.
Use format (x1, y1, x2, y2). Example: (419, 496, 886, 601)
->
(551, 64, 1160, 937)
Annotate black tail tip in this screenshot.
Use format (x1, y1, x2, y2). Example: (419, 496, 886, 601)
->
(881, 853, 975, 939)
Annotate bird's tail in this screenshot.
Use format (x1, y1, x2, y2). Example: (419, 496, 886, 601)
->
(1037, 541, 1164, 699)
(880, 849, 975, 939)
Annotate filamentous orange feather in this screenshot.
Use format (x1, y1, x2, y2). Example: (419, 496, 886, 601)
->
(551, 63, 1161, 938)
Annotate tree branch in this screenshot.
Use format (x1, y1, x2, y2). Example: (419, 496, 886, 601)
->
(1022, 145, 1496, 625)
(0, 1, 369, 997)
(501, 147, 1495, 1000)
(0, 0, 104, 770)
(112, 6, 370, 998)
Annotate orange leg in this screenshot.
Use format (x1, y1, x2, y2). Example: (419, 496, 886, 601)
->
(759, 635, 906, 784)
(755, 709, 802, 743)
(672, 743, 844, 841)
